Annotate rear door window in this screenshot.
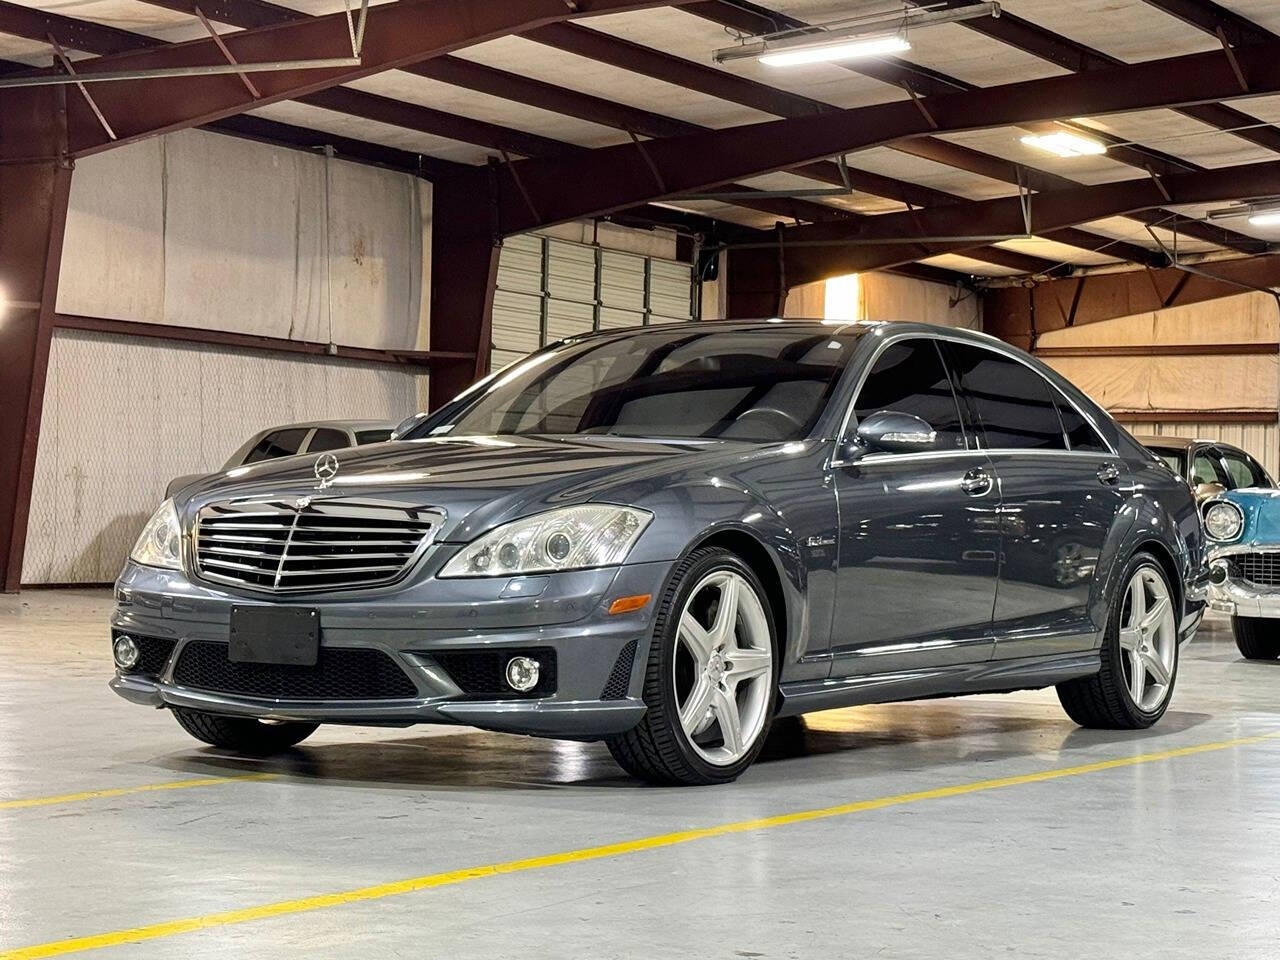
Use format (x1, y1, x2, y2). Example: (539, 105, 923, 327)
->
(1052, 393, 1109, 453)
(241, 428, 309, 464)
(944, 344, 1066, 450)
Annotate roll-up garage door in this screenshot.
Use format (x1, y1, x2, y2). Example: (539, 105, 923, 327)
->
(491, 234, 697, 367)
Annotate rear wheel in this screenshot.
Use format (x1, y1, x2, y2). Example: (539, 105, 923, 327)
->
(1057, 553, 1179, 729)
(607, 548, 778, 785)
(173, 708, 317, 753)
(1231, 616, 1280, 660)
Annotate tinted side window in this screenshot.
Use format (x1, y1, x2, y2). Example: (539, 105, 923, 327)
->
(306, 429, 352, 453)
(242, 428, 309, 464)
(1190, 451, 1228, 486)
(1221, 450, 1270, 489)
(852, 339, 966, 450)
(1051, 392, 1109, 453)
(356, 430, 393, 445)
(946, 345, 1065, 450)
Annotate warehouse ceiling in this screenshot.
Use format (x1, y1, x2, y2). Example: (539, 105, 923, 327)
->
(5, 0, 1280, 287)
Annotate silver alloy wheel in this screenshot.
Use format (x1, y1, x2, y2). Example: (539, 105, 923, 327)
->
(673, 569, 773, 766)
(1118, 566, 1177, 712)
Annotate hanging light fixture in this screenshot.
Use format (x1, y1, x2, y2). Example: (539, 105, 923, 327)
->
(713, 2, 1001, 68)
(1020, 130, 1108, 158)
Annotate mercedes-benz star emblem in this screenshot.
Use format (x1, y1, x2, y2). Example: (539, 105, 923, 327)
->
(314, 453, 340, 491)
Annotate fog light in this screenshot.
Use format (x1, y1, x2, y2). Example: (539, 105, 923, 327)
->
(505, 656, 540, 692)
(1210, 561, 1229, 584)
(113, 635, 140, 670)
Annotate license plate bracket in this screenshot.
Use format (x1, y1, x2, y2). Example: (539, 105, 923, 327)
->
(229, 606, 319, 666)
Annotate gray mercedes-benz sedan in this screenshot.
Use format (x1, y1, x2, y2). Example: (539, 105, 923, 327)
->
(111, 321, 1205, 785)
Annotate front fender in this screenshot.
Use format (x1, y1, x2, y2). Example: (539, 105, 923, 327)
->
(620, 450, 838, 682)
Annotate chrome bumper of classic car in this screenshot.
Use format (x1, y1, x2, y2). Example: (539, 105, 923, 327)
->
(1206, 577, 1280, 617)
(109, 558, 669, 738)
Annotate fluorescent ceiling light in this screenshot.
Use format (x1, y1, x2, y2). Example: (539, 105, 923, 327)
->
(1249, 209, 1280, 227)
(714, 2, 1000, 65)
(1020, 131, 1107, 158)
(759, 35, 911, 67)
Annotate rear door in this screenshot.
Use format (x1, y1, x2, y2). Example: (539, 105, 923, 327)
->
(943, 342, 1127, 659)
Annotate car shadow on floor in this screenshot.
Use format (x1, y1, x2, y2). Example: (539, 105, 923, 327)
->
(143, 702, 1213, 792)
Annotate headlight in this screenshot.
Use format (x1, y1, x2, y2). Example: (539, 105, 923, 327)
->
(1203, 500, 1244, 542)
(439, 505, 652, 578)
(130, 499, 183, 570)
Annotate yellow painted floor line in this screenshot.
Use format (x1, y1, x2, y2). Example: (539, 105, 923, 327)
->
(4, 730, 1277, 960)
(0, 773, 277, 811)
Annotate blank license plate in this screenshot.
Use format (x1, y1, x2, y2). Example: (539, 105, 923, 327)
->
(229, 606, 319, 666)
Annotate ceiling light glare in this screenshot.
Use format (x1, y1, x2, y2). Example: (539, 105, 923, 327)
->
(759, 35, 911, 67)
(1020, 131, 1107, 158)
(1248, 209, 1280, 227)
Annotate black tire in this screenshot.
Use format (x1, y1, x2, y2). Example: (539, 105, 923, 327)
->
(1056, 551, 1178, 729)
(173, 707, 317, 753)
(606, 547, 779, 786)
(1232, 616, 1280, 660)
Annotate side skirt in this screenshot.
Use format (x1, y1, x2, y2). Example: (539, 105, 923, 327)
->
(775, 651, 1101, 718)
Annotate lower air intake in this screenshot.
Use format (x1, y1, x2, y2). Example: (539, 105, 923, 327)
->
(601, 639, 638, 700)
(172, 641, 417, 700)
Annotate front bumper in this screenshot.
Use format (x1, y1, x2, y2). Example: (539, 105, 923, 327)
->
(110, 559, 671, 739)
(1206, 576, 1280, 618)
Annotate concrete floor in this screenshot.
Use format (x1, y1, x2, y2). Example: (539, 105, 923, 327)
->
(1, 590, 1278, 959)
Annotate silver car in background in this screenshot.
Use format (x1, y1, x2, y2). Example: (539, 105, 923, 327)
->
(165, 420, 398, 497)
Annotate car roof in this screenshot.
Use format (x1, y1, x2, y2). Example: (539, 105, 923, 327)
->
(261, 419, 398, 433)
(1136, 435, 1248, 454)
(564, 318, 1007, 349)
(1134, 435, 1196, 451)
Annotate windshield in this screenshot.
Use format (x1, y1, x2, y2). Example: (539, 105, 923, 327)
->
(415, 327, 863, 443)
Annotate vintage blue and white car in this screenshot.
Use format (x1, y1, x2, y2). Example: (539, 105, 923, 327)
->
(1204, 490, 1280, 660)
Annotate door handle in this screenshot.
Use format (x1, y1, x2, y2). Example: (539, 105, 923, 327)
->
(1097, 462, 1121, 485)
(960, 467, 993, 497)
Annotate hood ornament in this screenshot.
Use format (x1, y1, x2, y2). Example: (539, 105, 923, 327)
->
(313, 453, 340, 491)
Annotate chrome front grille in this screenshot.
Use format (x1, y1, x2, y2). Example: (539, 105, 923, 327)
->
(193, 498, 443, 593)
(1230, 552, 1280, 588)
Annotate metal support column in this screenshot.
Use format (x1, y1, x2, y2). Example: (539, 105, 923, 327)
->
(0, 87, 74, 591)
(724, 246, 787, 319)
(427, 170, 500, 410)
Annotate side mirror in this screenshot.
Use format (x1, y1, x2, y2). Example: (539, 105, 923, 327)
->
(1193, 481, 1227, 504)
(852, 410, 939, 457)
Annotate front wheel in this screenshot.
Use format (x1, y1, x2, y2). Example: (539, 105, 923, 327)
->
(1057, 552, 1179, 729)
(1232, 616, 1280, 660)
(606, 548, 778, 785)
(173, 708, 317, 753)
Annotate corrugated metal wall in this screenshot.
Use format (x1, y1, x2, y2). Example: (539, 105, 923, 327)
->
(56, 128, 428, 350)
(23, 128, 429, 584)
(23, 330, 419, 584)
(491, 233, 696, 370)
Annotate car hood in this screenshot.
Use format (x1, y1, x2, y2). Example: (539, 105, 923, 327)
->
(175, 434, 746, 541)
